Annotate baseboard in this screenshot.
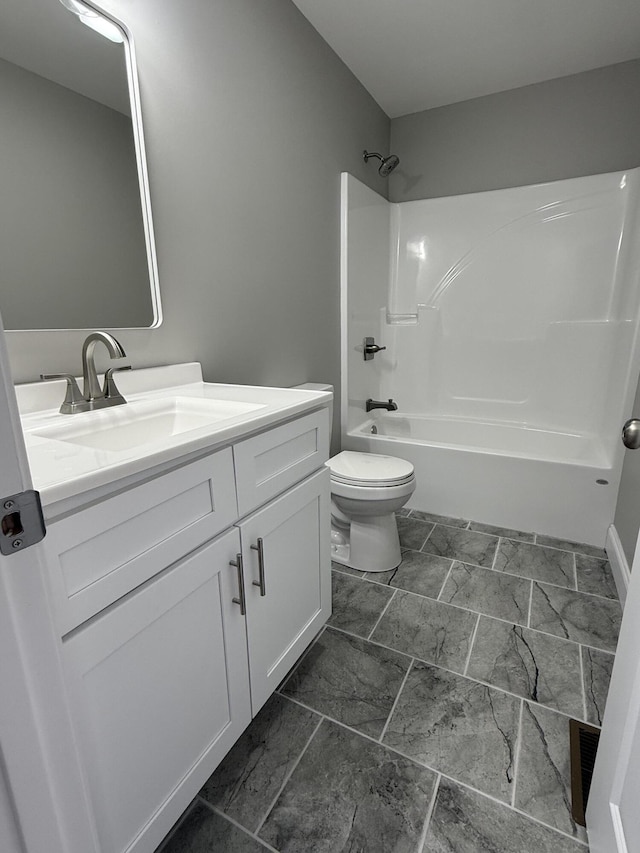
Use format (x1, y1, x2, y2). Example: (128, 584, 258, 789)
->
(606, 524, 630, 608)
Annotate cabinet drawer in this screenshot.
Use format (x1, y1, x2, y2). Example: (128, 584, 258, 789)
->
(233, 409, 329, 517)
(47, 448, 238, 635)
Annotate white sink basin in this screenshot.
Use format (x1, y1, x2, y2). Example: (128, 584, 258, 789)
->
(18, 363, 332, 506)
(31, 396, 265, 452)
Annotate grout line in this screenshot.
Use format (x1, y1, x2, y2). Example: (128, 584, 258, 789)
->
(376, 548, 606, 600)
(253, 715, 324, 836)
(511, 700, 524, 808)
(578, 644, 588, 724)
(199, 800, 280, 853)
(490, 537, 501, 571)
(533, 576, 623, 604)
(317, 623, 600, 727)
(436, 560, 455, 601)
(349, 579, 588, 648)
(331, 564, 365, 581)
(367, 587, 397, 640)
(379, 658, 415, 743)
(276, 625, 327, 693)
(277, 698, 589, 848)
(463, 613, 481, 677)
(154, 797, 200, 852)
(417, 522, 436, 550)
(573, 553, 578, 591)
(416, 773, 441, 851)
(527, 580, 534, 629)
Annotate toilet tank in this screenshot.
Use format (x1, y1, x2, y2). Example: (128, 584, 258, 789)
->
(293, 383, 334, 444)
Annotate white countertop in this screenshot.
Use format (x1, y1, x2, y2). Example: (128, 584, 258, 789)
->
(17, 363, 331, 507)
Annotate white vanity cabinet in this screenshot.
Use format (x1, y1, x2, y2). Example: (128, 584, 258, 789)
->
(238, 469, 330, 714)
(47, 406, 330, 853)
(63, 528, 252, 853)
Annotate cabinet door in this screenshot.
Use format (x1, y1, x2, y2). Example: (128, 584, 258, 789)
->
(239, 468, 331, 715)
(63, 528, 250, 853)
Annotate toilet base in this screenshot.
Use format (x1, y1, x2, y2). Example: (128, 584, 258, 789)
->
(330, 512, 402, 573)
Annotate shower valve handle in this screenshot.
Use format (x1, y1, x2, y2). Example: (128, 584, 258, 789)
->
(364, 337, 386, 360)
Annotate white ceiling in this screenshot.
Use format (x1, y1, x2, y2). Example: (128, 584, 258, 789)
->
(291, 0, 640, 118)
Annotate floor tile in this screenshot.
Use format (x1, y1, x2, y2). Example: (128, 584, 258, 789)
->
(259, 719, 437, 853)
(468, 521, 535, 543)
(331, 561, 363, 577)
(494, 540, 575, 588)
(439, 562, 530, 625)
(368, 550, 452, 599)
(421, 525, 499, 568)
(466, 618, 583, 717)
(371, 590, 478, 673)
(515, 702, 587, 841)
(575, 554, 618, 600)
(423, 777, 585, 852)
(409, 510, 468, 528)
(328, 570, 394, 637)
(396, 507, 411, 517)
(199, 693, 319, 832)
(364, 567, 398, 584)
(383, 662, 520, 802)
(535, 534, 606, 559)
(530, 582, 622, 652)
(159, 801, 269, 852)
(397, 516, 435, 550)
(582, 646, 615, 726)
(281, 627, 410, 737)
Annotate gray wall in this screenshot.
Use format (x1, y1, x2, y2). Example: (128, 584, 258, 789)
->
(0, 57, 151, 329)
(389, 59, 640, 202)
(5, 0, 390, 443)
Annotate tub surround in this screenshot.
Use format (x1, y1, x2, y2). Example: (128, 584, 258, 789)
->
(341, 170, 640, 546)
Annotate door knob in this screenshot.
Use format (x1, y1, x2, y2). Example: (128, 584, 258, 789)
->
(622, 418, 640, 449)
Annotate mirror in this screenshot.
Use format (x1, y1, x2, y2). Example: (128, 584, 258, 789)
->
(0, 0, 161, 330)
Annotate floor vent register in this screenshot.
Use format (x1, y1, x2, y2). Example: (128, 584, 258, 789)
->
(569, 718, 601, 827)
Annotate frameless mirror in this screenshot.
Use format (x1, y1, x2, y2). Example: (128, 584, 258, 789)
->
(0, 0, 161, 330)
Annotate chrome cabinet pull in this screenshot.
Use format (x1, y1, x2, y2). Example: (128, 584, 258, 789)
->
(230, 553, 246, 615)
(250, 537, 266, 596)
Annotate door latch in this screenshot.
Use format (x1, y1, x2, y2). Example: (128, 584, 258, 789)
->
(0, 490, 46, 555)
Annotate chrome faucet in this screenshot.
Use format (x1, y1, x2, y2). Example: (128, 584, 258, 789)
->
(41, 331, 130, 414)
(366, 398, 398, 412)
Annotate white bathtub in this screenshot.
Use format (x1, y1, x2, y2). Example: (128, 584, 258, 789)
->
(344, 413, 617, 546)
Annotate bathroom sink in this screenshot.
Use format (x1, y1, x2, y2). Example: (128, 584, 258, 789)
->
(31, 396, 265, 452)
(18, 363, 332, 506)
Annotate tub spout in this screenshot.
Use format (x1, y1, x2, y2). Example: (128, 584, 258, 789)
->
(366, 398, 398, 412)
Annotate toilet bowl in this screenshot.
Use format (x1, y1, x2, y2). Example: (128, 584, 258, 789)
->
(293, 383, 416, 573)
(327, 450, 416, 572)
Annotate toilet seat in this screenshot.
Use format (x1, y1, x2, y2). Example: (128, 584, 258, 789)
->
(326, 451, 414, 488)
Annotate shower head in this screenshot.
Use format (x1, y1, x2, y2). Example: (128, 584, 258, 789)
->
(363, 150, 400, 176)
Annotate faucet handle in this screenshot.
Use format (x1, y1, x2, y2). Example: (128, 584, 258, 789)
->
(104, 365, 131, 402)
(40, 374, 86, 414)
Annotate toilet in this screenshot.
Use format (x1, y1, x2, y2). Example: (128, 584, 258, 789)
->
(295, 383, 416, 573)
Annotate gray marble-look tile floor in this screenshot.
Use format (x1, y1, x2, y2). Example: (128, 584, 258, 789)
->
(157, 511, 621, 852)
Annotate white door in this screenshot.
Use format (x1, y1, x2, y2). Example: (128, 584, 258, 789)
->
(587, 519, 640, 851)
(0, 316, 98, 853)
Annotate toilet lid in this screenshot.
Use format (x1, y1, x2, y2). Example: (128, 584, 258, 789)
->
(326, 451, 414, 487)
